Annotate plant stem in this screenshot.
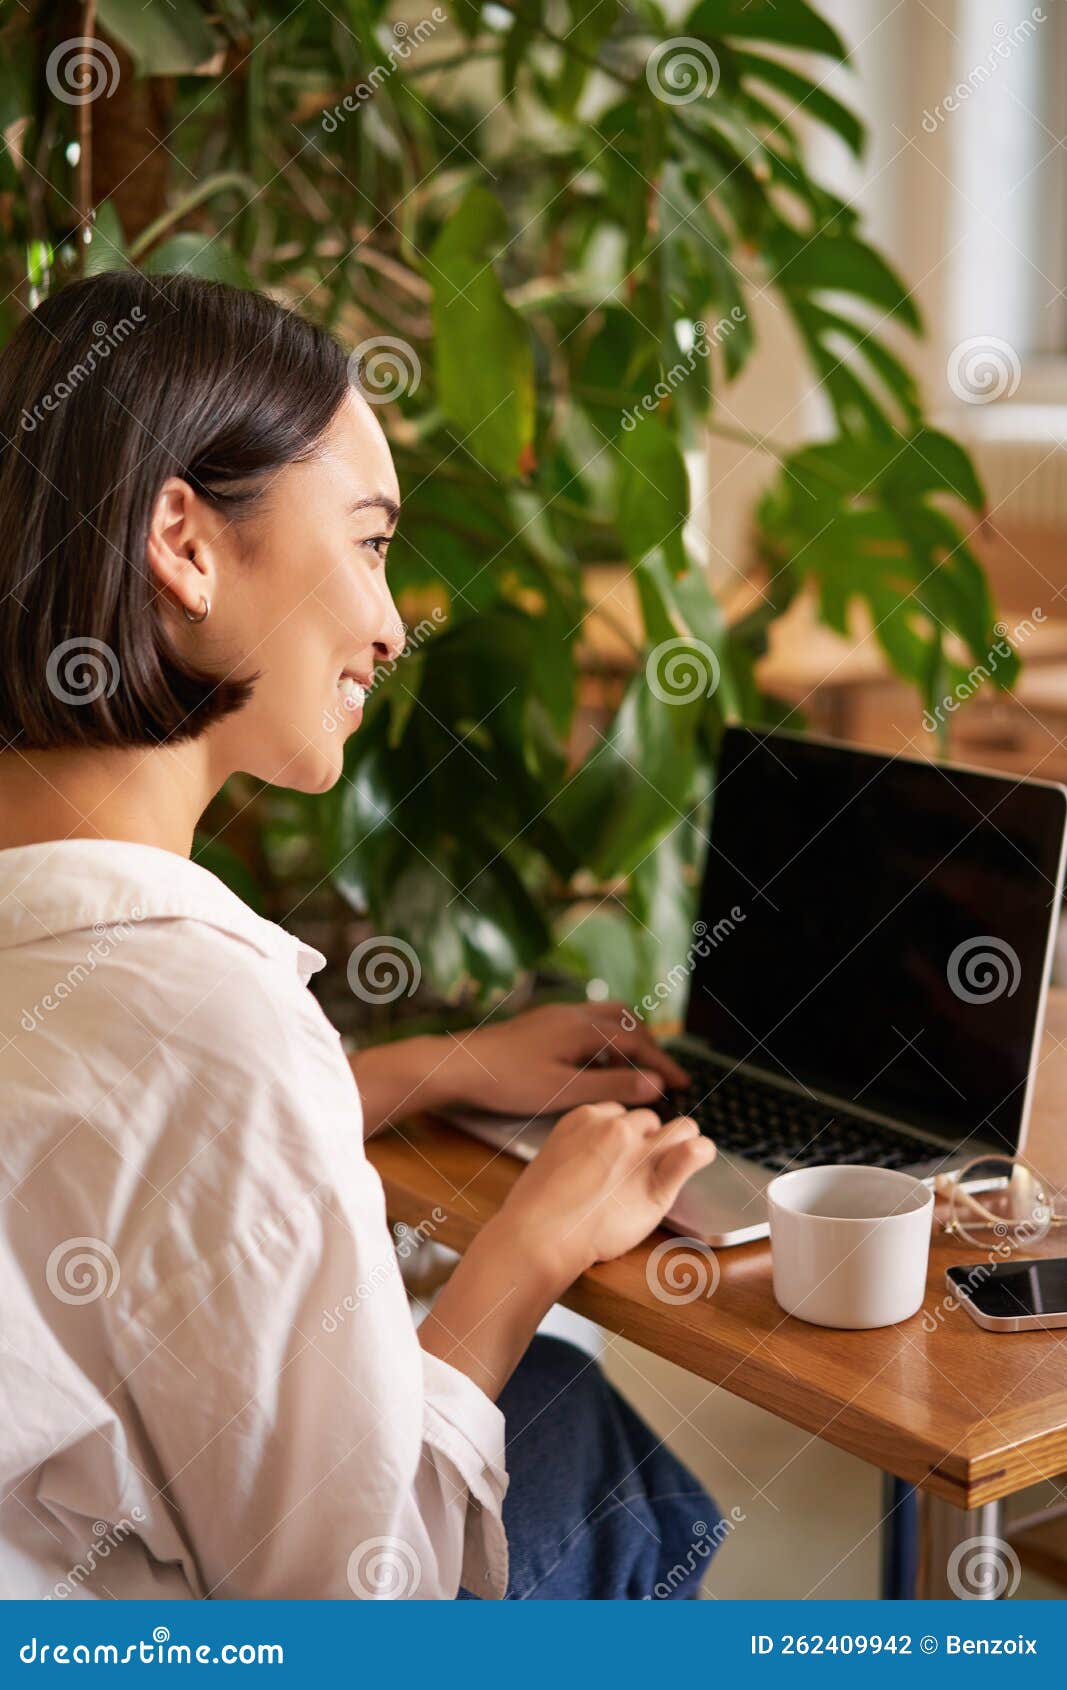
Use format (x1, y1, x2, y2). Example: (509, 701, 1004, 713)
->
(490, 0, 638, 90)
(127, 173, 257, 261)
(705, 419, 786, 461)
(75, 0, 97, 268)
(404, 47, 503, 80)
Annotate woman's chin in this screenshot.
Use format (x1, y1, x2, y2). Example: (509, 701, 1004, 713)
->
(250, 738, 346, 795)
(305, 747, 346, 793)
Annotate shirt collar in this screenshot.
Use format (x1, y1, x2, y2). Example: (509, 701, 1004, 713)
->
(0, 839, 327, 986)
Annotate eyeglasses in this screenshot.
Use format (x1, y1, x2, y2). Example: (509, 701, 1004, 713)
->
(933, 1154, 1067, 1251)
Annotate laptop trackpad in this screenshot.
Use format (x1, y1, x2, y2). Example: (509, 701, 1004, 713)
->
(439, 1109, 772, 1246)
(667, 1148, 773, 1243)
(441, 1109, 552, 1163)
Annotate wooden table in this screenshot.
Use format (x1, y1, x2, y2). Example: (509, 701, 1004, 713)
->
(368, 991, 1067, 1598)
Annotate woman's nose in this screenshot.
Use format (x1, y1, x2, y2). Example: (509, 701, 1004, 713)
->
(373, 613, 406, 666)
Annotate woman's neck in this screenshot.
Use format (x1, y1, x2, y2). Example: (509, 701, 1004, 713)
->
(0, 738, 221, 856)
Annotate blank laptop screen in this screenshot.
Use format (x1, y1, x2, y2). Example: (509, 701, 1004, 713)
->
(686, 728, 1067, 1156)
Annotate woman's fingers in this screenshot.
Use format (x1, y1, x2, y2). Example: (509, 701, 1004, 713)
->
(553, 1063, 666, 1109)
(590, 1010, 690, 1088)
(649, 1113, 702, 1149)
(515, 1094, 717, 1277)
(652, 1135, 716, 1205)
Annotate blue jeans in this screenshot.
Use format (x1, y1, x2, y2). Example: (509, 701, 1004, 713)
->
(459, 1335, 719, 1600)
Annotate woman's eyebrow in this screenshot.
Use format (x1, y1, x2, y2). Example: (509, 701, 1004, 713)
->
(349, 494, 400, 526)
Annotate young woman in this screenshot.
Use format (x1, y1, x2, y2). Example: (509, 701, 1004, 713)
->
(0, 272, 718, 1601)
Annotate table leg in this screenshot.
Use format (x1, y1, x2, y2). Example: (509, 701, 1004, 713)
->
(918, 1495, 1008, 1598)
(882, 1479, 1010, 1598)
(881, 1476, 919, 1599)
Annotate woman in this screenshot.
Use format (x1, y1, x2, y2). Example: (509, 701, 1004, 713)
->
(0, 272, 717, 1601)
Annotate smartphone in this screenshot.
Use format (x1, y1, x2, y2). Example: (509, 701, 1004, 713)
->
(945, 1258, 1067, 1332)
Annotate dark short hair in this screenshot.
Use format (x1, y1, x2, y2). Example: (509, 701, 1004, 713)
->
(0, 269, 350, 749)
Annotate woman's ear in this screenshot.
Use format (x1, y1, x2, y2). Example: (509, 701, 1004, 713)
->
(145, 478, 215, 620)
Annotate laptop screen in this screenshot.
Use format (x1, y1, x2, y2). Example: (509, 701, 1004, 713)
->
(686, 728, 1067, 1156)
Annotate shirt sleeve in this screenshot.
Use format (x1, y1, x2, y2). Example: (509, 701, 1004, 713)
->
(106, 969, 509, 1600)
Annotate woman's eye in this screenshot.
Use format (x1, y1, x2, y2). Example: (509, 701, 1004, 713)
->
(363, 535, 391, 561)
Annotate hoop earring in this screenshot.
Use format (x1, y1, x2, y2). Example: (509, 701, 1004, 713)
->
(183, 594, 210, 624)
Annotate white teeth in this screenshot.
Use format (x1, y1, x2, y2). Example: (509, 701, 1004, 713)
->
(338, 676, 366, 711)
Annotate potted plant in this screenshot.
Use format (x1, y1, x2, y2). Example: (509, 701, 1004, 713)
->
(0, 0, 1015, 1025)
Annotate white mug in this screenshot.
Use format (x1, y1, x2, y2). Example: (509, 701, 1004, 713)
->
(766, 1164, 934, 1330)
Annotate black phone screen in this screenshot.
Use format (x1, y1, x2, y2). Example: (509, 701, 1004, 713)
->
(947, 1257, 1067, 1319)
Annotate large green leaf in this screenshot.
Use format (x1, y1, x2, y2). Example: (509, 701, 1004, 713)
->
(792, 301, 921, 430)
(548, 676, 705, 878)
(502, 0, 545, 102)
(627, 817, 707, 1016)
(617, 417, 690, 574)
(638, 547, 740, 720)
(552, 0, 619, 114)
(429, 186, 536, 480)
(97, 0, 221, 75)
(657, 161, 754, 380)
(756, 428, 1015, 712)
(332, 714, 553, 998)
(769, 227, 921, 332)
(142, 234, 253, 287)
(448, 0, 484, 42)
(883, 428, 985, 509)
(686, 0, 848, 59)
(552, 904, 661, 1006)
(733, 51, 864, 156)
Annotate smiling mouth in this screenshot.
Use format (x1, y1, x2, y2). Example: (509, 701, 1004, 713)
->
(337, 670, 369, 712)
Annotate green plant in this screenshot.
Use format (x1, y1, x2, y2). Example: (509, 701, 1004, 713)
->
(0, 0, 1018, 1008)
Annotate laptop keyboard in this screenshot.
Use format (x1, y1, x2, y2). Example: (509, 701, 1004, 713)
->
(657, 1052, 941, 1174)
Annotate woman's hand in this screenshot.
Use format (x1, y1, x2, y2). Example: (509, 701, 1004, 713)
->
(438, 1001, 689, 1114)
(498, 1101, 715, 1281)
(352, 1000, 689, 1137)
(418, 1101, 716, 1400)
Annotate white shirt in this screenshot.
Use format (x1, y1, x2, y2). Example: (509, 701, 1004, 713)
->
(0, 840, 507, 1600)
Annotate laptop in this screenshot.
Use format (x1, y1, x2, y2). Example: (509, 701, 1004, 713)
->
(446, 727, 1067, 1246)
